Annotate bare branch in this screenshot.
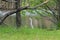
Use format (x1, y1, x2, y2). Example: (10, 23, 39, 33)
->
(0, 0, 49, 24)
(46, 5, 56, 17)
(35, 10, 57, 24)
(0, 6, 28, 24)
(46, 5, 58, 22)
(28, 0, 49, 9)
(0, 0, 49, 9)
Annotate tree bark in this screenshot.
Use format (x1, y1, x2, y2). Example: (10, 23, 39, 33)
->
(56, 0, 60, 29)
(15, 0, 21, 27)
(0, 0, 49, 26)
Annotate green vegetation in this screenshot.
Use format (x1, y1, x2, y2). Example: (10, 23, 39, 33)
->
(0, 26, 60, 40)
(0, 0, 60, 40)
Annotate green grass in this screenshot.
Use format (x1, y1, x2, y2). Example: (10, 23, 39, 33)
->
(0, 26, 60, 40)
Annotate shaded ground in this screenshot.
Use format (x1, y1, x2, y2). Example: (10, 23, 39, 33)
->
(0, 26, 60, 40)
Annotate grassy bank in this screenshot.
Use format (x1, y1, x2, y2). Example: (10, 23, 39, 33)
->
(0, 26, 60, 40)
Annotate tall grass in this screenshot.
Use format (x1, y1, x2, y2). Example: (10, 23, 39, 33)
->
(0, 26, 60, 40)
